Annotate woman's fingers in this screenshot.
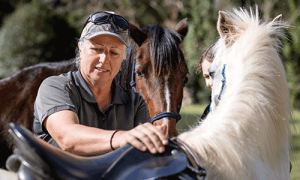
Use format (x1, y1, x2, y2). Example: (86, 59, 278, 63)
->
(127, 135, 147, 152)
(157, 124, 168, 144)
(142, 123, 168, 147)
(125, 123, 168, 154)
(137, 125, 163, 154)
(127, 125, 158, 154)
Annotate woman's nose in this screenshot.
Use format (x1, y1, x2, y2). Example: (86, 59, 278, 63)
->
(99, 52, 107, 63)
(207, 79, 213, 90)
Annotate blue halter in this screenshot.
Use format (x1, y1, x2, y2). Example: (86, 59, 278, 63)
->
(130, 61, 187, 123)
(218, 64, 227, 100)
(209, 64, 226, 113)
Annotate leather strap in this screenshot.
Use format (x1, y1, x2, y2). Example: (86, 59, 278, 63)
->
(172, 138, 204, 170)
(151, 112, 181, 123)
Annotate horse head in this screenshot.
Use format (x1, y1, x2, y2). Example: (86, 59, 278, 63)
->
(128, 19, 189, 138)
(179, 7, 291, 179)
(209, 11, 239, 112)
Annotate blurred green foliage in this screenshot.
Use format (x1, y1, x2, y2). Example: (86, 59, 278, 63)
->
(181, 0, 218, 103)
(0, 0, 299, 107)
(0, 0, 78, 77)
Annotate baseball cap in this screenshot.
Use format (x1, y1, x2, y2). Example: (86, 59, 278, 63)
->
(80, 11, 130, 47)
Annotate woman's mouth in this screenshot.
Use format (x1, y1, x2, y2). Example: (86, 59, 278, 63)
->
(95, 67, 108, 72)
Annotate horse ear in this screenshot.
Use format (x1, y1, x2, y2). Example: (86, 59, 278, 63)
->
(129, 23, 148, 47)
(217, 11, 236, 44)
(174, 18, 188, 39)
(272, 14, 282, 22)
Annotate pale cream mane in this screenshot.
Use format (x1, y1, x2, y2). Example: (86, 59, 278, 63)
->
(179, 7, 291, 180)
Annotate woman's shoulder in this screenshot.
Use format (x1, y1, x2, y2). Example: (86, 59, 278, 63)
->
(42, 71, 74, 84)
(40, 71, 76, 90)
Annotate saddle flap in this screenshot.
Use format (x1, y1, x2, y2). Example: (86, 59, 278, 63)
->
(8, 123, 54, 179)
(8, 123, 190, 180)
(7, 123, 131, 179)
(102, 140, 188, 180)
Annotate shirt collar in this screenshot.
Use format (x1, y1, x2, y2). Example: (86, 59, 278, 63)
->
(73, 70, 126, 104)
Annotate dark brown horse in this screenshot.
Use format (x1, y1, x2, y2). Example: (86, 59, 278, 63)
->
(0, 60, 77, 169)
(116, 20, 189, 138)
(0, 19, 188, 169)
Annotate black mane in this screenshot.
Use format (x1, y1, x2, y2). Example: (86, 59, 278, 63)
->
(144, 25, 183, 76)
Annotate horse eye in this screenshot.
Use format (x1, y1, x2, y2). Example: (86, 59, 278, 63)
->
(209, 72, 214, 77)
(136, 70, 144, 77)
(184, 76, 188, 84)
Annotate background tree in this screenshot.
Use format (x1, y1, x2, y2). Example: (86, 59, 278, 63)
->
(180, 0, 218, 103)
(0, 0, 299, 107)
(0, 0, 78, 78)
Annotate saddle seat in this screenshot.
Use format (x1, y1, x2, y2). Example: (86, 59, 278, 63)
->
(6, 123, 203, 180)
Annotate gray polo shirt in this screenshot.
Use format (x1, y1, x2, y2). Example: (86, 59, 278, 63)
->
(33, 71, 151, 148)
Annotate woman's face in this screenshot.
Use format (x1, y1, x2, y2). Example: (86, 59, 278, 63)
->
(202, 58, 213, 90)
(79, 35, 125, 86)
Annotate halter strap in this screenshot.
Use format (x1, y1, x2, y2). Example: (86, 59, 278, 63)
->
(130, 61, 137, 92)
(151, 112, 181, 124)
(218, 64, 226, 100)
(130, 61, 186, 124)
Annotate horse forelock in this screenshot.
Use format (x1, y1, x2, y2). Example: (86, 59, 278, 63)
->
(141, 25, 183, 76)
(179, 7, 291, 180)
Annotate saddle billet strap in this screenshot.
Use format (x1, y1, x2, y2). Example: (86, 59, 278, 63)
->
(172, 138, 206, 177)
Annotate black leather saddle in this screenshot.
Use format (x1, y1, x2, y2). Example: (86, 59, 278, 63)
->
(6, 123, 206, 180)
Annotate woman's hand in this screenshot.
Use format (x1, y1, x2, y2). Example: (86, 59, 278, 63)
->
(114, 122, 168, 154)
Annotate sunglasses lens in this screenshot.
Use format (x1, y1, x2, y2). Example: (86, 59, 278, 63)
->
(83, 12, 129, 31)
(92, 12, 109, 22)
(114, 16, 129, 29)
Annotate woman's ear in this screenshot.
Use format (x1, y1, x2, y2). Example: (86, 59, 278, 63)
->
(78, 42, 82, 61)
(78, 43, 82, 53)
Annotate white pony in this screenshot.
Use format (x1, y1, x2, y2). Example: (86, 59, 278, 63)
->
(179, 7, 291, 179)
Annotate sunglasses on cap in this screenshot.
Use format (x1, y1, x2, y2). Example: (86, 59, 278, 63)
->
(82, 11, 129, 31)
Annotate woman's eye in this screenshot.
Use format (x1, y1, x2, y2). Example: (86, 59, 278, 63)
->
(136, 70, 144, 77)
(93, 48, 102, 52)
(110, 51, 118, 55)
(204, 75, 210, 79)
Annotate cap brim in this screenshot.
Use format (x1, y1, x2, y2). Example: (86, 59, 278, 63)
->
(85, 31, 129, 47)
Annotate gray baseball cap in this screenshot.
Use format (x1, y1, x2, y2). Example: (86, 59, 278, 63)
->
(80, 11, 130, 47)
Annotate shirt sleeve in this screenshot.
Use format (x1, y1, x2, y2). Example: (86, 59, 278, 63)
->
(34, 76, 80, 128)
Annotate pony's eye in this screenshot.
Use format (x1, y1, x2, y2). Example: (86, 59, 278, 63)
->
(209, 72, 214, 77)
(184, 76, 188, 84)
(136, 70, 144, 77)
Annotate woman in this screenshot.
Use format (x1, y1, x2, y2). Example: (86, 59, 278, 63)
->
(196, 43, 215, 121)
(197, 43, 215, 90)
(33, 11, 167, 156)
